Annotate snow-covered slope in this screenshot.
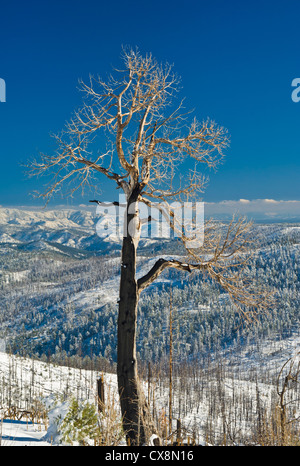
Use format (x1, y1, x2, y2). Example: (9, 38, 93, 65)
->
(0, 207, 299, 445)
(0, 352, 118, 446)
(0, 206, 120, 255)
(0, 206, 175, 256)
(0, 345, 299, 446)
(0, 207, 95, 229)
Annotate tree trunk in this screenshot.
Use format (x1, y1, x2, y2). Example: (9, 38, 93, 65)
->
(97, 375, 105, 414)
(117, 187, 159, 445)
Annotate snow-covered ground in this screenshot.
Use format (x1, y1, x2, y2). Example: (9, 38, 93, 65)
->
(1, 342, 299, 446)
(0, 419, 49, 446)
(0, 351, 119, 446)
(0, 208, 299, 446)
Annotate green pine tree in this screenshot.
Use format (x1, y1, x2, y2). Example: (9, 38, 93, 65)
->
(60, 398, 99, 445)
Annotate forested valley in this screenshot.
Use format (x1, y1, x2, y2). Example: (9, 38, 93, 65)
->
(0, 209, 299, 445)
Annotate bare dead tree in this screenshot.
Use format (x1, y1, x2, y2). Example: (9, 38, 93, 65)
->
(276, 352, 300, 445)
(28, 47, 272, 445)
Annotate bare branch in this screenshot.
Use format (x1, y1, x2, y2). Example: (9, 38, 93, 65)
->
(27, 47, 271, 320)
(137, 258, 208, 292)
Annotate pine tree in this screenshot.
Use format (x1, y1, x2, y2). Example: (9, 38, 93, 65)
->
(60, 398, 99, 445)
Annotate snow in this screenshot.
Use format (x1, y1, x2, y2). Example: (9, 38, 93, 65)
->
(0, 419, 49, 446)
(0, 207, 96, 230)
(0, 233, 21, 244)
(0, 208, 299, 446)
(0, 334, 299, 447)
(1, 270, 29, 284)
(0, 351, 119, 446)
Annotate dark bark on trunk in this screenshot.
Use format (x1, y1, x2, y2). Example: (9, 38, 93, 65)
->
(97, 375, 105, 414)
(117, 187, 159, 445)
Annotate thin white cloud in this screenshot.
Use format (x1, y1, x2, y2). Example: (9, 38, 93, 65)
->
(205, 199, 300, 220)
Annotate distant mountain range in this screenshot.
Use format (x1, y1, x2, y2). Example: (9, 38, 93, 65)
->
(0, 205, 300, 260)
(0, 205, 299, 368)
(0, 206, 179, 257)
(0, 206, 112, 257)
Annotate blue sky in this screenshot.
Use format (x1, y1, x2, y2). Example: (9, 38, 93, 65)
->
(0, 0, 300, 211)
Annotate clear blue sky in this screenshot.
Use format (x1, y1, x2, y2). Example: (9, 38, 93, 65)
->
(0, 0, 300, 206)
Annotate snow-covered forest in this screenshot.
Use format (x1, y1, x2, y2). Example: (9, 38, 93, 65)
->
(0, 207, 299, 445)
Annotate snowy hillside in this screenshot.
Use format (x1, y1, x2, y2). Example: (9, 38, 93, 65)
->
(0, 206, 116, 255)
(0, 207, 299, 445)
(0, 206, 299, 364)
(0, 207, 96, 229)
(0, 206, 175, 256)
(0, 344, 299, 446)
(0, 351, 119, 446)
